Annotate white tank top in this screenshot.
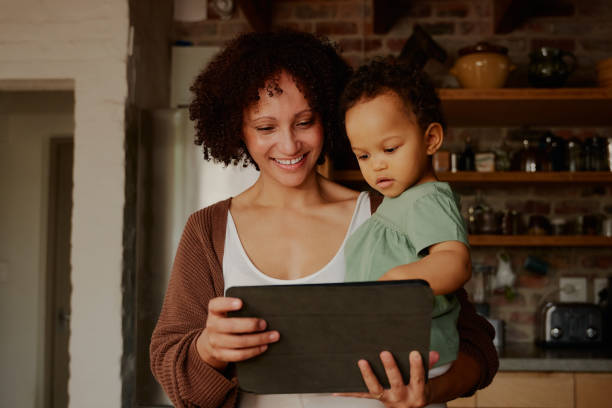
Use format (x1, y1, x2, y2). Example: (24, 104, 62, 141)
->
(223, 192, 371, 289)
(223, 191, 447, 408)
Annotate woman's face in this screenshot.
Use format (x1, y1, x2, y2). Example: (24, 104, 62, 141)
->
(242, 71, 324, 188)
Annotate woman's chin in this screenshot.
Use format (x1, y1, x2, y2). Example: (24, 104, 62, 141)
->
(263, 158, 319, 187)
(269, 168, 317, 188)
(275, 173, 312, 188)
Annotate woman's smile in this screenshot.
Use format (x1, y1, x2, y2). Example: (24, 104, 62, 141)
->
(272, 153, 308, 169)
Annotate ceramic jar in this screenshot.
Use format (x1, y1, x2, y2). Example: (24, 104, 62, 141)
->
(528, 47, 576, 88)
(450, 42, 515, 88)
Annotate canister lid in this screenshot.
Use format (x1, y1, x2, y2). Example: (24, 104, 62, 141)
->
(458, 42, 508, 56)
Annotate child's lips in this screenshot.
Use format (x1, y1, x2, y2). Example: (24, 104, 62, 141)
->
(376, 177, 394, 189)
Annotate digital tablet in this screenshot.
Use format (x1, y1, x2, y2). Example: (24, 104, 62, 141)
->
(226, 280, 433, 394)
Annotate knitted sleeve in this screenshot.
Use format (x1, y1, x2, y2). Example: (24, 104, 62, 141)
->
(149, 209, 238, 408)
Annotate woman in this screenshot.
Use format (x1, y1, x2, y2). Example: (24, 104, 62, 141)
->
(150, 29, 498, 408)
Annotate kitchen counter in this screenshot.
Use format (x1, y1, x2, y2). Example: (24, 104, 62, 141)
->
(499, 343, 612, 372)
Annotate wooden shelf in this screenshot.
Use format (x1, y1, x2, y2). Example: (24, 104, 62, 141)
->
(437, 88, 612, 127)
(468, 235, 612, 247)
(331, 170, 612, 184)
(438, 171, 612, 184)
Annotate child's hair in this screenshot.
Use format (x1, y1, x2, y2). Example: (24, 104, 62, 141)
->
(340, 56, 446, 133)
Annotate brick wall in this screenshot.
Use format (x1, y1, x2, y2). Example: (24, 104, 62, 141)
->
(174, 0, 612, 343)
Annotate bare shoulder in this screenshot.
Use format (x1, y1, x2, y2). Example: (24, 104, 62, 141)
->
(319, 177, 360, 204)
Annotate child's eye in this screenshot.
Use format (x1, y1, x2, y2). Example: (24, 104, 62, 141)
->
(355, 153, 369, 160)
(256, 126, 275, 132)
(384, 147, 397, 153)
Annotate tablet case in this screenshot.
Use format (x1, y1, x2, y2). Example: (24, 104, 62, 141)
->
(226, 280, 433, 394)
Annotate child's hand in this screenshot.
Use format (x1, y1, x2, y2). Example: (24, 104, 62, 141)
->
(334, 350, 440, 408)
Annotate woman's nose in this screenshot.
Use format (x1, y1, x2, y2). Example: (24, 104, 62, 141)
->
(277, 128, 300, 154)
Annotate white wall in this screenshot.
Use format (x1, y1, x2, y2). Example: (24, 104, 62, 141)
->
(0, 91, 74, 408)
(0, 1, 129, 407)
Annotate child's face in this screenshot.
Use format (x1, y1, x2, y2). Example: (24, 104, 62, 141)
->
(345, 91, 441, 198)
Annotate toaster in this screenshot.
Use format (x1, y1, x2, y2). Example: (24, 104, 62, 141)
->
(536, 302, 603, 346)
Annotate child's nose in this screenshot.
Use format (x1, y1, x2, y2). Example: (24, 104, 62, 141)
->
(373, 156, 387, 171)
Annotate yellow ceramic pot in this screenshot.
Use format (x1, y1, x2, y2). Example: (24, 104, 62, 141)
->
(450, 42, 516, 89)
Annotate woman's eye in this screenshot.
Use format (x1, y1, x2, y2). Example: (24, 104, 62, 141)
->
(256, 126, 274, 132)
(296, 119, 313, 127)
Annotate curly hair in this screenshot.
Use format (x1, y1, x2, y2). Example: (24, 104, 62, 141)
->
(189, 29, 353, 168)
(340, 56, 446, 133)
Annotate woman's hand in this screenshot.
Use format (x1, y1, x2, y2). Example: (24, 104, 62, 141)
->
(335, 350, 440, 408)
(196, 296, 280, 371)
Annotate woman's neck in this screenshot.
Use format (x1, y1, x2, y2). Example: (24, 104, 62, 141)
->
(243, 172, 330, 209)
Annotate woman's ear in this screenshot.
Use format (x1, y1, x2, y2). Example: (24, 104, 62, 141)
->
(424, 122, 444, 155)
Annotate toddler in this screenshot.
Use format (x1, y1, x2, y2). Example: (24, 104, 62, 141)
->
(341, 57, 471, 373)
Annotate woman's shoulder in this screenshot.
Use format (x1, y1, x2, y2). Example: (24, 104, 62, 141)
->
(187, 198, 232, 230)
(319, 177, 360, 201)
(320, 178, 382, 213)
(184, 198, 231, 262)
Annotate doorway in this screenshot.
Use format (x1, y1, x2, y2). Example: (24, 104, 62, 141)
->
(44, 138, 73, 408)
(0, 91, 74, 408)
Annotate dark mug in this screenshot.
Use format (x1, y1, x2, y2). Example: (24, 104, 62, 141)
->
(528, 47, 577, 87)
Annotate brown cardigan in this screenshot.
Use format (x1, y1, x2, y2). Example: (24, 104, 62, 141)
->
(150, 195, 498, 408)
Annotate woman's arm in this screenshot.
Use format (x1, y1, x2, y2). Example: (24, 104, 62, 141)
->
(150, 211, 238, 408)
(428, 287, 498, 402)
(453, 287, 499, 395)
(427, 351, 481, 403)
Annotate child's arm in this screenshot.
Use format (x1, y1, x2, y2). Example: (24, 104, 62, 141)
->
(378, 241, 471, 295)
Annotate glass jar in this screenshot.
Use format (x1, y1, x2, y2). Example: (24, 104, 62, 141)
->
(459, 136, 475, 171)
(566, 138, 583, 172)
(494, 138, 512, 171)
(527, 215, 551, 235)
(550, 218, 567, 235)
(528, 47, 577, 88)
(538, 136, 553, 172)
(540, 133, 567, 171)
(607, 137, 612, 171)
(519, 138, 538, 172)
(502, 209, 523, 235)
(584, 136, 607, 171)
